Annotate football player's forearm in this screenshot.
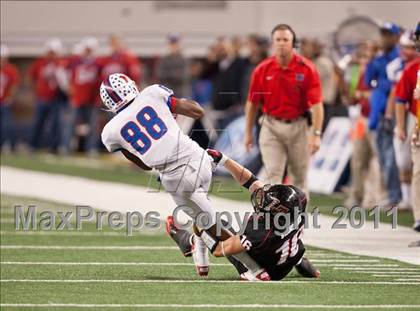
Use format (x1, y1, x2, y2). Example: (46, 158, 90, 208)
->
(213, 235, 243, 257)
(224, 158, 253, 186)
(174, 98, 204, 119)
(224, 158, 264, 192)
(223, 157, 263, 192)
(310, 102, 324, 132)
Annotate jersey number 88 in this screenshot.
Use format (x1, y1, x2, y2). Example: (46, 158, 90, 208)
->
(120, 106, 167, 154)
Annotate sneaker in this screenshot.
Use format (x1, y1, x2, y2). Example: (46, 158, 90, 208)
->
(240, 268, 271, 281)
(165, 216, 193, 257)
(295, 257, 321, 278)
(413, 220, 420, 233)
(192, 235, 209, 277)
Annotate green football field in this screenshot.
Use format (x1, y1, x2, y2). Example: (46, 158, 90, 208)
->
(1, 194, 420, 311)
(0, 153, 416, 227)
(1, 153, 420, 310)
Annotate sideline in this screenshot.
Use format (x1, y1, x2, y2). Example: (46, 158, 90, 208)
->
(1, 166, 419, 265)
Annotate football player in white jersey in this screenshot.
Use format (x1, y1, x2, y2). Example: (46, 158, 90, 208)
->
(100, 73, 267, 280)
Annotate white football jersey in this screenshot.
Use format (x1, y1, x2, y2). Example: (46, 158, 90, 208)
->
(101, 84, 204, 171)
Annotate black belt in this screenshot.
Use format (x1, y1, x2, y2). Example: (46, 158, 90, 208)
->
(267, 115, 305, 124)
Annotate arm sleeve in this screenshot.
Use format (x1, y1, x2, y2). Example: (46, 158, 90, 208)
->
(306, 65, 323, 106)
(101, 127, 121, 153)
(148, 84, 176, 113)
(247, 67, 264, 105)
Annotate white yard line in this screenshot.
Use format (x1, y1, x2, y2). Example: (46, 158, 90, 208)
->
(0, 245, 379, 262)
(2, 166, 420, 265)
(394, 278, 420, 282)
(311, 257, 361, 259)
(0, 261, 398, 269)
(310, 259, 379, 263)
(1, 279, 419, 285)
(0, 245, 179, 250)
(0, 230, 127, 236)
(1, 303, 420, 309)
(0, 261, 232, 266)
(373, 274, 420, 277)
(334, 267, 420, 271)
(320, 264, 398, 267)
(359, 271, 417, 274)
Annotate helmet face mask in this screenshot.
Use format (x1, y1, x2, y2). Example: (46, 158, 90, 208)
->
(100, 73, 139, 114)
(251, 184, 307, 218)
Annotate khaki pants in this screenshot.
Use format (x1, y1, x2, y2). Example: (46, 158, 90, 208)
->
(412, 142, 420, 221)
(349, 119, 385, 206)
(259, 116, 309, 195)
(349, 129, 373, 204)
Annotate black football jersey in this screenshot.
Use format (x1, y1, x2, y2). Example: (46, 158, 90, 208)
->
(239, 214, 305, 280)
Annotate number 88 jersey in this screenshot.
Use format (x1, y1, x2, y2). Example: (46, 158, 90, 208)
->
(101, 84, 202, 171)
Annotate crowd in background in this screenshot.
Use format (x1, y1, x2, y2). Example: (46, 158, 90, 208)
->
(1, 35, 140, 156)
(1, 22, 419, 229)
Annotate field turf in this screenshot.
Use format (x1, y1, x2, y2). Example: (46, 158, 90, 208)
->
(1, 194, 419, 310)
(1, 153, 415, 228)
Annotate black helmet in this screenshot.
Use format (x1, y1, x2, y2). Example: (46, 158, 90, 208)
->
(251, 184, 307, 217)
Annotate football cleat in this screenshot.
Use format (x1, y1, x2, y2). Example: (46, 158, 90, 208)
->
(240, 268, 271, 281)
(192, 235, 210, 277)
(295, 257, 321, 278)
(166, 216, 193, 257)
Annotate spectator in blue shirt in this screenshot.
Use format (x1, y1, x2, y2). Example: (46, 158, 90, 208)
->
(364, 22, 402, 206)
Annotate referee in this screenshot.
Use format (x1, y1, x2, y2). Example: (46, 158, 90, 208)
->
(244, 24, 324, 195)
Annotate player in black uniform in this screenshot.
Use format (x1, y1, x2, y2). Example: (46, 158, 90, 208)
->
(167, 149, 320, 281)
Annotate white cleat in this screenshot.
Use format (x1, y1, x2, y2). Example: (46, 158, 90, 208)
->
(192, 235, 209, 277)
(240, 268, 271, 281)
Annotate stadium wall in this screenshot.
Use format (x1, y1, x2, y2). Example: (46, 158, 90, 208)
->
(1, 1, 419, 57)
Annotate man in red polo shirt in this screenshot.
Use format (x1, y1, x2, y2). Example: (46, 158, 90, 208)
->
(62, 37, 101, 155)
(99, 35, 141, 86)
(394, 23, 420, 231)
(244, 24, 324, 195)
(1, 44, 20, 152)
(28, 38, 63, 152)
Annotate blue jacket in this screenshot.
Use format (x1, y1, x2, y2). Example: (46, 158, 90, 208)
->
(364, 45, 400, 130)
